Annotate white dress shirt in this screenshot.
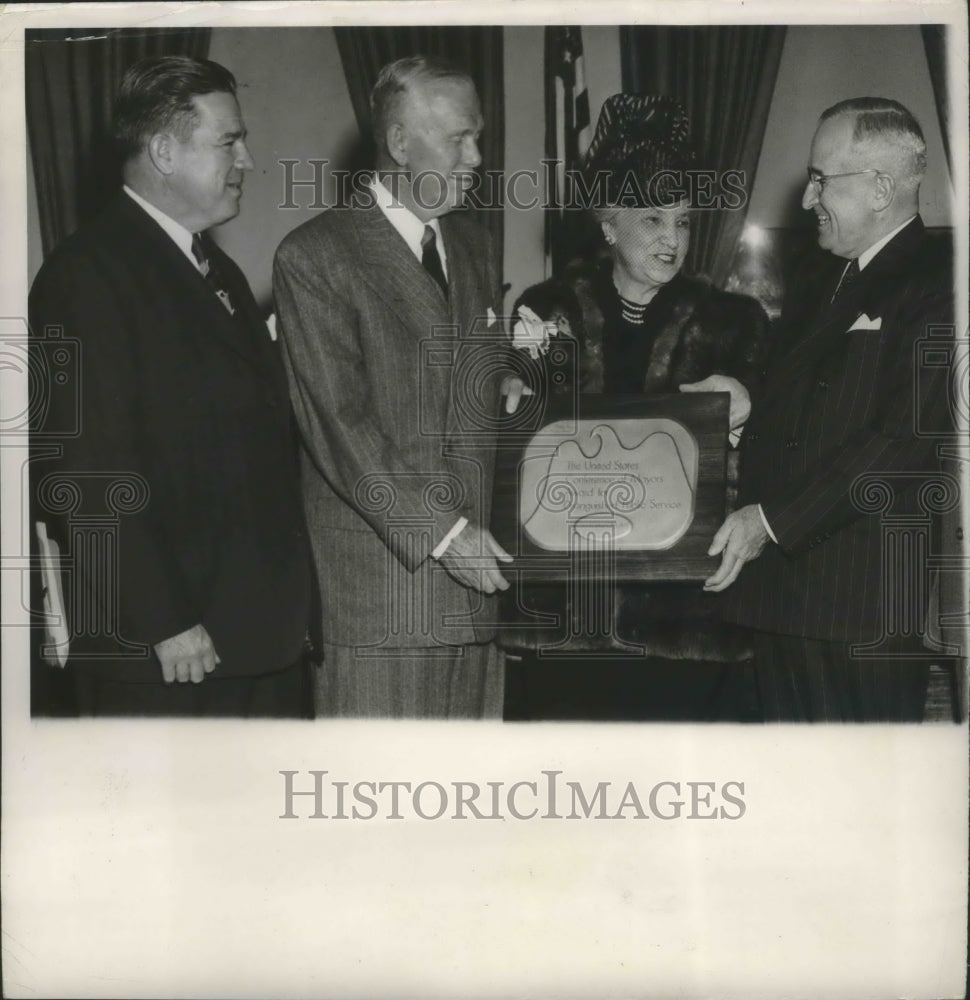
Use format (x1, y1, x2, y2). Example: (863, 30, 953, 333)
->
(370, 175, 448, 278)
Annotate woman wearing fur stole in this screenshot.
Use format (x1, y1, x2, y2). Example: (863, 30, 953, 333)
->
(503, 94, 771, 720)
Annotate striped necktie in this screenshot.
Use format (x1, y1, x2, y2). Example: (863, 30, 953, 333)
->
(191, 233, 236, 315)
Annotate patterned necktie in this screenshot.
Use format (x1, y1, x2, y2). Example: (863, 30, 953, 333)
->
(420, 225, 448, 299)
(830, 257, 861, 303)
(191, 233, 235, 315)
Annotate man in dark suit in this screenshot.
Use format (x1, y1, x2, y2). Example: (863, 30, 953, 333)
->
(705, 97, 953, 722)
(30, 56, 311, 716)
(274, 56, 517, 718)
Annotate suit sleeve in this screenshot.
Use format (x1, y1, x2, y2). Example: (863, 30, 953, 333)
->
(30, 252, 196, 646)
(273, 232, 467, 573)
(760, 273, 952, 555)
(723, 295, 772, 400)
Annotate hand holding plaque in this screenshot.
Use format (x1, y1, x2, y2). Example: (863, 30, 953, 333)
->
(679, 374, 751, 429)
(437, 524, 512, 594)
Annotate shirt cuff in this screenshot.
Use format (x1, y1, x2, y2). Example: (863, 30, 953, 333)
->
(431, 516, 468, 559)
(729, 427, 742, 447)
(758, 504, 778, 543)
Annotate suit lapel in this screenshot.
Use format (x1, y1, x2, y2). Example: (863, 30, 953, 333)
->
(353, 205, 453, 331)
(351, 204, 494, 439)
(352, 204, 458, 428)
(437, 215, 481, 441)
(761, 217, 925, 403)
(114, 195, 269, 371)
(440, 213, 486, 333)
(199, 234, 278, 371)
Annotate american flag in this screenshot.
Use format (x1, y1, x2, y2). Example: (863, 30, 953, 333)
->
(544, 26, 592, 275)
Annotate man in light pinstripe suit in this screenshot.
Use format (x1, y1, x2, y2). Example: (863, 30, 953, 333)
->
(274, 57, 517, 718)
(705, 98, 953, 722)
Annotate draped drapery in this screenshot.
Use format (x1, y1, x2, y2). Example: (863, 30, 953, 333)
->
(333, 26, 505, 271)
(620, 26, 787, 286)
(26, 27, 211, 258)
(919, 25, 958, 704)
(921, 25, 951, 174)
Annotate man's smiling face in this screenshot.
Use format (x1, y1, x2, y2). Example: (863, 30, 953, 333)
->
(802, 114, 879, 260)
(167, 90, 254, 232)
(398, 77, 483, 220)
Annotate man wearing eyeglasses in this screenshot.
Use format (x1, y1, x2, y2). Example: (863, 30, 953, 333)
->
(704, 97, 954, 721)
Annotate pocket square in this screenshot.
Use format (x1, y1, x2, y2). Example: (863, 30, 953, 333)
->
(487, 307, 498, 328)
(847, 313, 882, 332)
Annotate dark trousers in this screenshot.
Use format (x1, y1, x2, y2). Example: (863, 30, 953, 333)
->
(752, 632, 930, 722)
(72, 658, 311, 718)
(503, 654, 758, 722)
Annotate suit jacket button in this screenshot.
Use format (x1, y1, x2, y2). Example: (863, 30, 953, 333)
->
(785, 439, 798, 449)
(817, 379, 829, 389)
(747, 433, 758, 443)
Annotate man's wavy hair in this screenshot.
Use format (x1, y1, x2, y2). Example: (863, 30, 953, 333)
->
(113, 55, 237, 162)
(369, 55, 473, 145)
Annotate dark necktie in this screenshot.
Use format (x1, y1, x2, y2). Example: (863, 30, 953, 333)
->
(830, 257, 861, 303)
(421, 225, 448, 299)
(191, 233, 235, 315)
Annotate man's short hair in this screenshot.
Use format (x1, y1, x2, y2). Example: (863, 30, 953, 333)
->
(369, 55, 473, 144)
(820, 97, 927, 185)
(113, 55, 237, 162)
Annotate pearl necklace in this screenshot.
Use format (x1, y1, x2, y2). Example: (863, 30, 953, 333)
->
(619, 295, 649, 324)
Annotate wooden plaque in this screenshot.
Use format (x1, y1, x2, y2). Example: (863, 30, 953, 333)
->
(491, 392, 730, 581)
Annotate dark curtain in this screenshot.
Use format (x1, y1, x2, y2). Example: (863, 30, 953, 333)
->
(26, 27, 211, 258)
(620, 26, 786, 286)
(333, 26, 505, 271)
(921, 25, 951, 173)
(920, 24, 958, 711)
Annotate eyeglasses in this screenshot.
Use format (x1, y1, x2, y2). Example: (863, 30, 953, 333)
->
(806, 168, 879, 193)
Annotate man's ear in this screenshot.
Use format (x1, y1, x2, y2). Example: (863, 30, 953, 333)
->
(147, 133, 176, 176)
(385, 123, 409, 168)
(872, 171, 895, 211)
